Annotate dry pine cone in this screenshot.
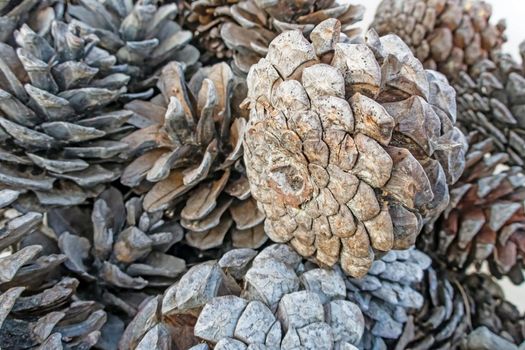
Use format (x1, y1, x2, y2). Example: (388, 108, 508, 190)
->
(0, 210, 108, 349)
(186, 0, 364, 74)
(426, 132, 525, 284)
(0, 19, 133, 211)
(243, 19, 467, 277)
(121, 61, 267, 252)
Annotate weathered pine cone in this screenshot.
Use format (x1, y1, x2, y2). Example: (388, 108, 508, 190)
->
(121, 61, 267, 252)
(372, 0, 506, 78)
(0, 20, 133, 211)
(66, 0, 200, 86)
(119, 243, 430, 350)
(0, 0, 63, 43)
(421, 132, 525, 284)
(0, 209, 108, 349)
(46, 187, 188, 324)
(242, 19, 467, 277)
(185, 0, 364, 74)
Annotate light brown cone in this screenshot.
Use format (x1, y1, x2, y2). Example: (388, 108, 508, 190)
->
(242, 19, 467, 278)
(121, 62, 267, 252)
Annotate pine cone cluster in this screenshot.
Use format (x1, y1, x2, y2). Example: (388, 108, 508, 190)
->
(1, 0, 525, 349)
(243, 19, 466, 277)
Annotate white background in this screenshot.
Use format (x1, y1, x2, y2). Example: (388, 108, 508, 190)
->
(353, 0, 525, 311)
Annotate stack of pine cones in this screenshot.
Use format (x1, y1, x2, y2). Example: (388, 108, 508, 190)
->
(0, 0, 524, 349)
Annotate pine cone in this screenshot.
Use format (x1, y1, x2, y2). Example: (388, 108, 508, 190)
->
(242, 19, 467, 277)
(121, 61, 267, 252)
(46, 186, 189, 322)
(454, 51, 525, 166)
(463, 273, 525, 345)
(372, 0, 506, 78)
(421, 132, 525, 283)
(0, 209, 108, 349)
(66, 0, 200, 86)
(394, 267, 525, 350)
(394, 266, 470, 349)
(461, 326, 524, 350)
(185, 0, 364, 74)
(119, 243, 430, 349)
(0, 20, 133, 211)
(348, 249, 432, 349)
(0, 0, 63, 43)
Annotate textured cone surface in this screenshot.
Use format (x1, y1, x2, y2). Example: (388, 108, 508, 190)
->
(186, 0, 364, 74)
(67, 0, 200, 85)
(372, 0, 506, 78)
(422, 132, 525, 284)
(0, 17, 134, 210)
(243, 19, 467, 277)
(120, 243, 431, 350)
(0, 209, 108, 349)
(46, 186, 189, 331)
(121, 61, 267, 252)
(393, 265, 470, 349)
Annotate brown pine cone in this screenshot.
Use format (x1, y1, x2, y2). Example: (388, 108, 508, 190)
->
(0, 209, 108, 349)
(243, 19, 467, 277)
(372, 0, 506, 78)
(421, 132, 525, 284)
(185, 0, 364, 74)
(121, 61, 267, 252)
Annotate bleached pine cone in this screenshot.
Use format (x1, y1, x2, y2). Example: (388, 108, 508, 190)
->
(242, 19, 467, 277)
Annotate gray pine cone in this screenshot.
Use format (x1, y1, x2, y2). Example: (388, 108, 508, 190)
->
(0, 19, 133, 210)
(46, 186, 188, 322)
(0, 0, 63, 43)
(119, 243, 432, 350)
(0, 208, 108, 349)
(67, 0, 200, 86)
